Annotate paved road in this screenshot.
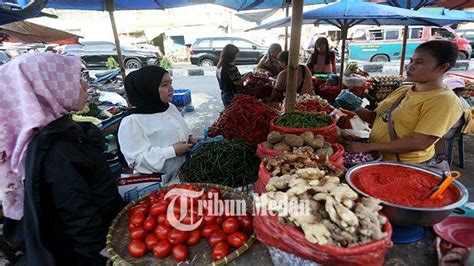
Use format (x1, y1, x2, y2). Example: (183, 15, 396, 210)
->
(172, 75, 224, 136)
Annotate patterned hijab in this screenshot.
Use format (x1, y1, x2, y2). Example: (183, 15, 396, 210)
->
(0, 53, 82, 220)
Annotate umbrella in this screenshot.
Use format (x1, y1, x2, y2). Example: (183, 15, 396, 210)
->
(365, 0, 474, 10)
(0, 0, 48, 25)
(45, 0, 335, 11)
(248, 0, 467, 90)
(45, 0, 337, 79)
(0, 21, 81, 45)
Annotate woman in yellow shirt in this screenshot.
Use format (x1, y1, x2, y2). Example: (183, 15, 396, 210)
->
(339, 40, 463, 165)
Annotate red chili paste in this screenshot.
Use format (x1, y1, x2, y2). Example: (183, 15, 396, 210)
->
(352, 165, 459, 208)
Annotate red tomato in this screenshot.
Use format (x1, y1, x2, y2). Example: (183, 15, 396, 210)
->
(202, 224, 220, 238)
(156, 214, 166, 225)
(181, 211, 202, 226)
(186, 230, 201, 246)
(145, 233, 159, 250)
(128, 240, 147, 258)
(153, 224, 171, 240)
(150, 201, 168, 216)
(128, 223, 138, 231)
(130, 212, 145, 226)
(172, 244, 189, 262)
(130, 227, 147, 240)
(152, 240, 172, 258)
(212, 242, 229, 261)
(238, 215, 254, 235)
(168, 229, 190, 245)
(129, 204, 148, 217)
(222, 217, 239, 234)
(146, 193, 159, 203)
(161, 217, 172, 228)
(227, 232, 248, 249)
(203, 215, 217, 225)
(208, 230, 227, 247)
(215, 216, 224, 226)
(143, 216, 157, 231)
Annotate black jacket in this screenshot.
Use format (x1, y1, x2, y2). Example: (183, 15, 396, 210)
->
(4, 116, 123, 266)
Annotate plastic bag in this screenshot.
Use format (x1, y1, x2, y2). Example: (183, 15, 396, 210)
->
(253, 213, 392, 266)
(267, 246, 320, 266)
(270, 117, 339, 143)
(343, 75, 367, 88)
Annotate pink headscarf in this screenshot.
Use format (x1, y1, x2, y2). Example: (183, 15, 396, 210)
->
(0, 53, 82, 220)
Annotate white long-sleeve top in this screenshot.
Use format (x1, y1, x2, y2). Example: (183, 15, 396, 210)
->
(118, 104, 191, 183)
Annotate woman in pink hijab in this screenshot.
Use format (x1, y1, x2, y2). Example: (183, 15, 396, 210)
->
(0, 53, 122, 265)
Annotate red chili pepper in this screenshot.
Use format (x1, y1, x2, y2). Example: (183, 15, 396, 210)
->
(208, 95, 279, 146)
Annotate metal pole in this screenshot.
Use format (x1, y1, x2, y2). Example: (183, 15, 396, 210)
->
(284, 4, 290, 50)
(338, 25, 348, 90)
(399, 25, 408, 76)
(284, 0, 303, 113)
(105, 0, 127, 80)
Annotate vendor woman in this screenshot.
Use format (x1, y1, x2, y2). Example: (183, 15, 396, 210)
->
(257, 43, 283, 77)
(118, 66, 194, 184)
(341, 41, 463, 168)
(269, 51, 314, 102)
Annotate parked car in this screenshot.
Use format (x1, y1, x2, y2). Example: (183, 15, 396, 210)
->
(190, 37, 267, 66)
(0, 51, 10, 65)
(347, 26, 472, 62)
(63, 41, 161, 69)
(456, 29, 474, 58)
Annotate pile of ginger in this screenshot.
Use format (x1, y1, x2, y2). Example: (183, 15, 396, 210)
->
(264, 154, 388, 247)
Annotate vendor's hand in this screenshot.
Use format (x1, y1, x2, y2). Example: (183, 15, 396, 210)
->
(191, 136, 203, 144)
(173, 141, 193, 156)
(345, 141, 371, 153)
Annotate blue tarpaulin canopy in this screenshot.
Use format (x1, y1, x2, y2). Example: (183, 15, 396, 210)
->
(248, 0, 467, 30)
(0, 0, 48, 25)
(365, 0, 474, 9)
(45, 0, 335, 11)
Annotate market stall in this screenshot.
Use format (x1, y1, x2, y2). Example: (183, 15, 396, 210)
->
(102, 84, 473, 264)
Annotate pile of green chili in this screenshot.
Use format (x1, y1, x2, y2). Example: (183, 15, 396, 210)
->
(179, 139, 259, 187)
(274, 112, 332, 128)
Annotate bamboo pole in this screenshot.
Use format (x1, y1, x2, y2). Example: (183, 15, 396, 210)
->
(105, 0, 126, 80)
(284, 3, 290, 51)
(399, 0, 411, 76)
(284, 0, 303, 113)
(338, 24, 348, 90)
(399, 25, 408, 76)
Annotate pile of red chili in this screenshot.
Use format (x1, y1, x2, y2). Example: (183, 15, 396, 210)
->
(208, 95, 279, 146)
(351, 165, 459, 208)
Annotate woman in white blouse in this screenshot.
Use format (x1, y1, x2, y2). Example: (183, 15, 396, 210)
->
(118, 66, 193, 184)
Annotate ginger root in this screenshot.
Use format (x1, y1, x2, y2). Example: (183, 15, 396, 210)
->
(300, 223, 332, 245)
(296, 167, 326, 180)
(355, 198, 387, 242)
(266, 175, 294, 192)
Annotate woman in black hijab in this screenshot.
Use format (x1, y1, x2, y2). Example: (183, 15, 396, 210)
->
(118, 66, 193, 183)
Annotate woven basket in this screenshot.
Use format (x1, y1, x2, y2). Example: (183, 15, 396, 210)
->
(106, 183, 256, 265)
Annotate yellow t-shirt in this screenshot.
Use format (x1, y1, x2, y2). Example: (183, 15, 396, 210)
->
(370, 85, 463, 163)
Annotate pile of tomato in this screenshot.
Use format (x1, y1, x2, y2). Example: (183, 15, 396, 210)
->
(126, 184, 254, 262)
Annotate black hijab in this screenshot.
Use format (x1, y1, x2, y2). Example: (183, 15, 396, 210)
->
(124, 66, 170, 114)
